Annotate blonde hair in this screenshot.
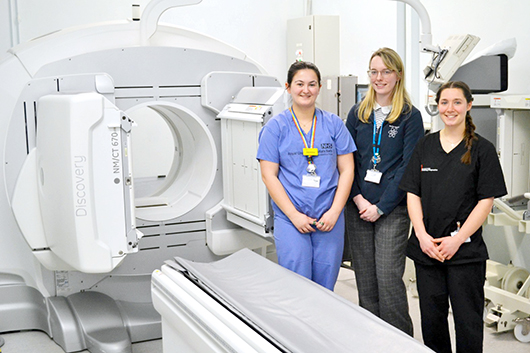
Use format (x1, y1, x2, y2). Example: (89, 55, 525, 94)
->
(357, 47, 412, 124)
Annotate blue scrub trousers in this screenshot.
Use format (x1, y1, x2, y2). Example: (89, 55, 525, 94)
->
(273, 211, 345, 291)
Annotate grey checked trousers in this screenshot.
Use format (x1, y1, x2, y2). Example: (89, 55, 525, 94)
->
(345, 200, 413, 336)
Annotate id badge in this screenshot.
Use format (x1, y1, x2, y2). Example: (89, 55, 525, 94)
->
(364, 169, 382, 184)
(450, 228, 471, 243)
(302, 174, 320, 188)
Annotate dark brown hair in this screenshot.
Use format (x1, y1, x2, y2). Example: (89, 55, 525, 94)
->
(286, 61, 321, 87)
(435, 81, 477, 165)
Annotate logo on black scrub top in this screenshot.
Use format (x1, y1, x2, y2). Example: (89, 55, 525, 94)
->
(421, 166, 438, 172)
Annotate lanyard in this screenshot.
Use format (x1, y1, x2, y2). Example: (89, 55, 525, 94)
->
(372, 119, 384, 168)
(290, 107, 318, 163)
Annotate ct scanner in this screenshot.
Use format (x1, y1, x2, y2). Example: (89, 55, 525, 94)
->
(0, 1, 438, 353)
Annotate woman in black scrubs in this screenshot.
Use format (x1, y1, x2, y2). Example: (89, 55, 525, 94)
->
(400, 81, 507, 353)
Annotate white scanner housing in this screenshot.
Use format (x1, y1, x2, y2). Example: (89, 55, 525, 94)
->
(12, 92, 142, 273)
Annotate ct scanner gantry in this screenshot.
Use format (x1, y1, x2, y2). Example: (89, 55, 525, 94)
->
(0, 1, 282, 352)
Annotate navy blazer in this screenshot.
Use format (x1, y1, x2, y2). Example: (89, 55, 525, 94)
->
(346, 103, 424, 214)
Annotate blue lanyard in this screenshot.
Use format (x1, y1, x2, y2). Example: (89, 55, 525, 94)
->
(372, 119, 383, 168)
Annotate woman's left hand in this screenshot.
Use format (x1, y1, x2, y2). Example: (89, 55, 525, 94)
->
(359, 204, 381, 223)
(316, 209, 341, 232)
(432, 236, 464, 261)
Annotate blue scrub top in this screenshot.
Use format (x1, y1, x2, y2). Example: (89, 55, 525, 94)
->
(257, 108, 356, 221)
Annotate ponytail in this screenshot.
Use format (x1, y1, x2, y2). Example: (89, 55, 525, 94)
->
(461, 112, 477, 165)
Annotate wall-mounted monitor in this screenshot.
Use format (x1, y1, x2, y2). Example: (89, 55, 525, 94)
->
(451, 54, 508, 94)
(355, 84, 369, 104)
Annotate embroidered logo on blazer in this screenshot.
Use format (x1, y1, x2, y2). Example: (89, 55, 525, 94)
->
(388, 125, 399, 138)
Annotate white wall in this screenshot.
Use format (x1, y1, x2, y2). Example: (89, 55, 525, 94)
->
(0, 0, 301, 83)
(312, 0, 398, 84)
(158, 0, 300, 84)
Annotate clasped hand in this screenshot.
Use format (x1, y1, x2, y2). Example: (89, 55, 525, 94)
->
(419, 234, 464, 262)
(354, 196, 381, 223)
(359, 204, 381, 223)
(291, 210, 339, 234)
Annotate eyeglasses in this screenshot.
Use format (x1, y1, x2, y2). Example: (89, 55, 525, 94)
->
(367, 69, 394, 78)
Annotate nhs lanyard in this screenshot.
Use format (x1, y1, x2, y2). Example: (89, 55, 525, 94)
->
(290, 107, 318, 164)
(372, 119, 384, 169)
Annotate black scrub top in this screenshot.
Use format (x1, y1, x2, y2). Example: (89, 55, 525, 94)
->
(400, 132, 507, 265)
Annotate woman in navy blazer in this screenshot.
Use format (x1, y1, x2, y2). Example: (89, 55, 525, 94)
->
(345, 47, 424, 335)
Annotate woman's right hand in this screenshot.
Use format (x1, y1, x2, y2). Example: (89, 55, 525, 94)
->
(417, 232, 445, 262)
(290, 212, 317, 234)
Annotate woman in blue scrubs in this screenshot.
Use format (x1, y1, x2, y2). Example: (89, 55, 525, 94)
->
(257, 61, 356, 290)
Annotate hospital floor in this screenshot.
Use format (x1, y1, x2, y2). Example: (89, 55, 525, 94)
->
(0, 267, 524, 353)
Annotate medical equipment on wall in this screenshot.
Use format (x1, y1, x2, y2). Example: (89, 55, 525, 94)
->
(426, 53, 511, 132)
(421, 32, 481, 118)
(422, 34, 480, 93)
(0, 0, 282, 351)
(152, 248, 435, 353)
(390, 0, 479, 83)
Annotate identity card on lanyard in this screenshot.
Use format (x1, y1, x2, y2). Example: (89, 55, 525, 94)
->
(290, 107, 320, 188)
(365, 120, 383, 184)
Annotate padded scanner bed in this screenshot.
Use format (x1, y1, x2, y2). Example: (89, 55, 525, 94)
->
(151, 248, 433, 353)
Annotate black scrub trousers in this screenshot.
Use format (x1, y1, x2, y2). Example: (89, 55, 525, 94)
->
(400, 132, 507, 353)
(415, 261, 486, 353)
